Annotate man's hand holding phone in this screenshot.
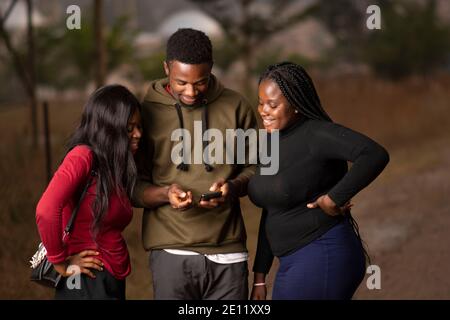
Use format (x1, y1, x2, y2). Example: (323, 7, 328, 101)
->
(198, 179, 229, 209)
(200, 191, 223, 201)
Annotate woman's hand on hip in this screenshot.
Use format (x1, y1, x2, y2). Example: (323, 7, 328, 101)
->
(53, 250, 103, 279)
(307, 194, 353, 216)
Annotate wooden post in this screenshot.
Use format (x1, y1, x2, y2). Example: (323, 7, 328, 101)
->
(43, 101, 52, 183)
(94, 0, 107, 88)
(26, 0, 38, 149)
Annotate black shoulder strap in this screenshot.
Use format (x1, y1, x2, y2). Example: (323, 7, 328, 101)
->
(63, 169, 97, 239)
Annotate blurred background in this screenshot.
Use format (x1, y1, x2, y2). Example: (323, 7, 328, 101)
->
(1, 0, 449, 299)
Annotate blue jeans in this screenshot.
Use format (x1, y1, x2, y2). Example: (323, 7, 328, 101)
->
(272, 219, 366, 300)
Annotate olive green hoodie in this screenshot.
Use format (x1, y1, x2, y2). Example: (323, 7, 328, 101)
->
(133, 75, 257, 254)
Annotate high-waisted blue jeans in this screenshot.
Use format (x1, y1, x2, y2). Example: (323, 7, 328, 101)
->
(272, 219, 366, 300)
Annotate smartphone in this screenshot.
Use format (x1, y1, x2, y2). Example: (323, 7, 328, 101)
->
(200, 191, 223, 201)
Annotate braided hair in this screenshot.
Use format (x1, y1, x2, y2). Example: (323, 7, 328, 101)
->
(259, 62, 372, 266)
(259, 62, 332, 122)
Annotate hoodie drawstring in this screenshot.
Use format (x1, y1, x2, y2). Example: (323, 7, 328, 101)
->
(202, 106, 214, 172)
(174, 103, 189, 171)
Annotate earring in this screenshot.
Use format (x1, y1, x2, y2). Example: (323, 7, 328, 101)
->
(294, 110, 299, 114)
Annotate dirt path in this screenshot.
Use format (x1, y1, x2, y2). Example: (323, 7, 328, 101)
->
(353, 138, 450, 299)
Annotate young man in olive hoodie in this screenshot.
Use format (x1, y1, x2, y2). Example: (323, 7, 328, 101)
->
(132, 28, 257, 299)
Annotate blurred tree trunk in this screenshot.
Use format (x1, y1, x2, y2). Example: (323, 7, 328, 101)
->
(26, 0, 38, 149)
(240, 0, 253, 97)
(0, 0, 38, 148)
(94, 0, 107, 88)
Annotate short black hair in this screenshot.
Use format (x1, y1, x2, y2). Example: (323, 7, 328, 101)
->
(166, 28, 213, 65)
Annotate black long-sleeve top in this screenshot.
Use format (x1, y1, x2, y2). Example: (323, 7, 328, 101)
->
(248, 118, 389, 274)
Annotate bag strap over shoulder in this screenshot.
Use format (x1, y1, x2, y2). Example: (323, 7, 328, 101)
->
(62, 169, 97, 242)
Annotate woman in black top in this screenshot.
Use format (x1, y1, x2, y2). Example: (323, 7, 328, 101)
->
(248, 62, 389, 300)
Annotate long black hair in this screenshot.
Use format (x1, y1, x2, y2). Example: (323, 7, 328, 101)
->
(67, 84, 141, 236)
(259, 62, 371, 265)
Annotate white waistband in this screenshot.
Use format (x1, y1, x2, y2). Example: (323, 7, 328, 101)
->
(163, 249, 248, 264)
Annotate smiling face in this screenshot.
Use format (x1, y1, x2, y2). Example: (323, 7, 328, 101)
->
(127, 109, 142, 155)
(258, 79, 300, 133)
(164, 60, 211, 106)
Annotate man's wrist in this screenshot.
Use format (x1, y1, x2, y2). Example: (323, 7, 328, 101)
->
(163, 185, 171, 202)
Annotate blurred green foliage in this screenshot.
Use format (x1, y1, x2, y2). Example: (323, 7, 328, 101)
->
(34, 15, 135, 89)
(360, 0, 450, 79)
(107, 16, 136, 71)
(213, 40, 241, 71)
(135, 50, 166, 80)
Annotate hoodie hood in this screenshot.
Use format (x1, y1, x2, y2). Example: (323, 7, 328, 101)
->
(144, 74, 224, 108)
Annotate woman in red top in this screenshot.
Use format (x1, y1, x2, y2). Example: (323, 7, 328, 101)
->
(36, 84, 142, 299)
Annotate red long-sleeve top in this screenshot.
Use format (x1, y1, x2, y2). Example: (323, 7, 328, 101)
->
(36, 145, 132, 280)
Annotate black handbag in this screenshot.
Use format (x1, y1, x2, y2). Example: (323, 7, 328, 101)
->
(30, 170, 96, 288)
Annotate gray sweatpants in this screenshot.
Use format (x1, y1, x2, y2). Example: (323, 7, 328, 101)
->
(149, 250, 249, 300)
